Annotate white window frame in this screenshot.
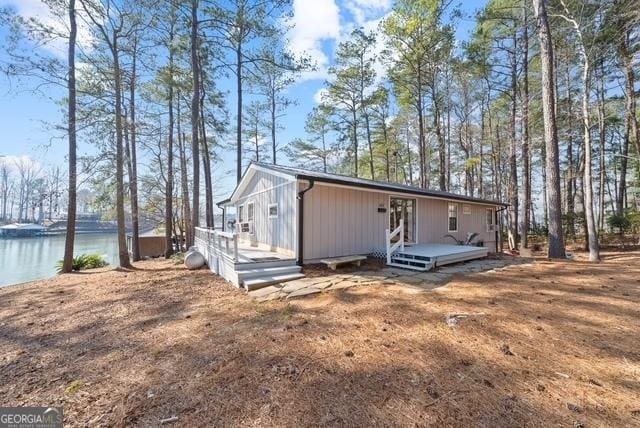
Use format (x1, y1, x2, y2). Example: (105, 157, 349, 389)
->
(238, 204, 244, 223)
(448, 203, 458, 233)
(247, 201, 255, 222)
(268, 203, 278, 219)
(486, 208, 495, 232)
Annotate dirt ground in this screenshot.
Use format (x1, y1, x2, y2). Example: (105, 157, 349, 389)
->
(1, 251, 639, 427)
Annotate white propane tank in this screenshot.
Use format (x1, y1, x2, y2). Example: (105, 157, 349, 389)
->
(184, 250, 205, 270)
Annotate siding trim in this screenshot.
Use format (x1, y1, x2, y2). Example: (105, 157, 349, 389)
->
(230, 164, 295, 204)
(235, 181, 295, 204)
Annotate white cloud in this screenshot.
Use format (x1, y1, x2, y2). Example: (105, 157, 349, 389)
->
(287, 0, 342, 81)
(0, 0, 93, 56)
(313, 88, 328, 104)
(345, 0, 391, 26)
(0, 155, 41, 174)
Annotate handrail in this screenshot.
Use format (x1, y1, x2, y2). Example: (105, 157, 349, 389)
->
(195, 227, 239, 262)
(385, 218, 404, 265)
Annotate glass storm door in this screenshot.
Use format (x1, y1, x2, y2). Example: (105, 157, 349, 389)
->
(389, 198, 416, 242)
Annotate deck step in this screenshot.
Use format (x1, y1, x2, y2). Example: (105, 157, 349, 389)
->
(391, 256, 432, 266)
(393, 253, 432, 262)
(234, 259, 297, 270)
(237, 265, 301, 281)
(243, 273, 306, 291)
(386, 262, 431, 272)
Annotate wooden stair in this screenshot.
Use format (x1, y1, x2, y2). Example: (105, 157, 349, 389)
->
(236, 263, 305, 291)
(388, 252, 434, 272)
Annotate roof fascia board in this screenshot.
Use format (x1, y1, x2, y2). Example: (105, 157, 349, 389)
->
(296, 176, 506, 207)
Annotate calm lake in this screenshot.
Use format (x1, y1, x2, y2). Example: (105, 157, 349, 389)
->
(0, 233, 120, 287)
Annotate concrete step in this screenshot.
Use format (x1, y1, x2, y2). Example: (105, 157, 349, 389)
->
(243, 273, 306, 291)
(386, 262, 431, 272)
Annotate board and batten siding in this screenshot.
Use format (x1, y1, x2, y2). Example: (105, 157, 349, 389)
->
(302, 182, 497, 261)
(416, 198, 496, 247)
(302, 183, 389, 261)
(234, 169, 296, 253)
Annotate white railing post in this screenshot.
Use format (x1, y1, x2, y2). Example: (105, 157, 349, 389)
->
(233, 234, 239, 262)
(385, 228, 391, 264)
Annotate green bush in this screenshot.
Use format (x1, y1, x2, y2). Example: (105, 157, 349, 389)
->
(56, 253, 108, 273)
(170, 252, 185, 264)
(607, 213, 631, 232)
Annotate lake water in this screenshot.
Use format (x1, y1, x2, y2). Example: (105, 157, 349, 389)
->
(0, 233, 120, 287)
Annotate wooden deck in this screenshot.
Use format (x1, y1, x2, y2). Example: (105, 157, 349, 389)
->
(236, 245, 294, 264)
(399, 244, 489, 267)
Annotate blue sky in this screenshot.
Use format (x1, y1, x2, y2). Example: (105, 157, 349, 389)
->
(0, 0, 487, 199)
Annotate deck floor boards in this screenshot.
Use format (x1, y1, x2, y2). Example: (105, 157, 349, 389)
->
(400, 244, 488, 258)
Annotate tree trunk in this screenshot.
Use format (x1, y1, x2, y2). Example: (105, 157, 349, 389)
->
(113, 34, 132, 268)
(200, 86, 214, 228)
(236, 45, 243, 183)
(580, 56, 599, 260)
(189, 0, 200, 245)
(435, 105, 446, 191)
(62, 0, 77, 273)
(177, 94, 191, 252)
(508, 30, 519, 250)
(532, 0, 566, 259)
(563, 9, 599, 261)
(365, 112, 375, 179)
(565, 61, 576, 240)
(165, 15, 175, 258)
(597, 59, 606, 231)
(270, 83, 277, 164)
(520, 2, 531, 248)
(129, 41, 140, 261)
(352, 107, 359, 177)
(416, 74, 425, 188)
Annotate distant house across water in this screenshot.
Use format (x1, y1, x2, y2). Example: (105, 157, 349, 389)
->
(0, 223, 46, 238)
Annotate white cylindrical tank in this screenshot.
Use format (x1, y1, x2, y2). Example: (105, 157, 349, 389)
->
(184, 250, 206, 270)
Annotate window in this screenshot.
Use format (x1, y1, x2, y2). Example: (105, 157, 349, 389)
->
(486, 208, 495, 232)
(448, 203, 458, 232)
(463, 204, 471, 215)
(247, 202, 254, 222)
(268, 203, 278, 218)
(238, 205, 244, 222)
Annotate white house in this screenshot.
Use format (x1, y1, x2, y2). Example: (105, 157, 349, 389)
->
(195, 162, 506, 290)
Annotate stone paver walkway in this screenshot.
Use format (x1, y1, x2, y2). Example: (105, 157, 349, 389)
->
(248, 257, 534, 302)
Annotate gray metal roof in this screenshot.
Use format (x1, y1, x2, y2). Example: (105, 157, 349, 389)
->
(251, 162, 507, 206)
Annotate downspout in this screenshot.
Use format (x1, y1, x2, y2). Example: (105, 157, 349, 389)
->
(496, 206, 508, 254)
(296, 179, 315, 266)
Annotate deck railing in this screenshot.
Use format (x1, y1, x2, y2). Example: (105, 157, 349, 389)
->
(195, 227, 239, 262)
(385, 219, 405, 265)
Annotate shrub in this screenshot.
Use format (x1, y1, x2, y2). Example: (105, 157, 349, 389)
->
(170, 252, 185, 264)
(607, 213, 631, 232)
(56, 253, 108, 273)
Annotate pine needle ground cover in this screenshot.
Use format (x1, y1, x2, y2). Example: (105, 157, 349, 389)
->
(1, 252, 638, 426)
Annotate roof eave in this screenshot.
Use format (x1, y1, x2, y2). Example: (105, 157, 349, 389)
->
(294, 173, 507, 206)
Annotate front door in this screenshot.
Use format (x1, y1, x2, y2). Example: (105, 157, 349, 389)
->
(389, 197, 416, 242)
